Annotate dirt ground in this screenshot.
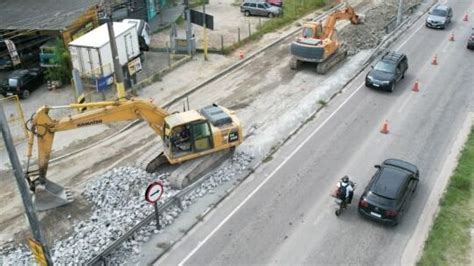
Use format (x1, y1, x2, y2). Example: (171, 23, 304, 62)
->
(0, 0, 425, 261)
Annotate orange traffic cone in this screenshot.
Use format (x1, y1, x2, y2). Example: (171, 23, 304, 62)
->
(412, 80, 420, 92)
(431, 54, 438, 65)
(380, 120, 390, 134)
(449, 32, 455, 41)
(463, 13, 469, 21)
(239, 50, 244, 59)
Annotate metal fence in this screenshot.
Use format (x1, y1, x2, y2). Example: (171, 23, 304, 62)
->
(0, 95, 28, 149)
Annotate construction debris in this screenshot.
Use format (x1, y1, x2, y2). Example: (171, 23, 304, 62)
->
(1, 153, 252, 264)
(339, 0, 423, 55)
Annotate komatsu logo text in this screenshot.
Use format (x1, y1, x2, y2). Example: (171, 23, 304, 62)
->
(77, 120, 103, 127)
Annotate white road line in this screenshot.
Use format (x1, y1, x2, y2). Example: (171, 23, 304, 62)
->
(396, 20, 425, 51)
(398, 91, 414, 113)
(178, 9, 429, 265)
(178, 83, 365, 266)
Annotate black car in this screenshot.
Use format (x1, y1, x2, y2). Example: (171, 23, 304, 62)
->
(467, 28, 474, 50)
(0, 68, 44, 99)
(426, 4, 453, 29)
(365, 51, 408, 92)
(358, 159, 419, 226)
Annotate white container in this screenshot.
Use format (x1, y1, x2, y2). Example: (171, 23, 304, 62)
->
(68, 22, 140, 78)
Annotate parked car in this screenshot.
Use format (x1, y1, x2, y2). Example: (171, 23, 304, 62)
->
(365, 51, 408, 92)
(426, 4, 453, 29)
(358, 159, 419, 226)
(240, 1, 282, 18)
(0, 68, 44, 99)
(467, 28, 474, 50)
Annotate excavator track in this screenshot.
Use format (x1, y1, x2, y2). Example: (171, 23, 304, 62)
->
(145, 152, 170, 173)
(316, 48, 348, 74)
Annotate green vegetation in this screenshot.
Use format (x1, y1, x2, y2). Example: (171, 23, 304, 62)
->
(45, 39, 72, 84)
(222, 0, 332, 54)
(418, 128, 474, 265)
(318, 99, 328, 106)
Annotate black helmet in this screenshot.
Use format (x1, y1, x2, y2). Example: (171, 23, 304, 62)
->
(341, 175, 349, 183)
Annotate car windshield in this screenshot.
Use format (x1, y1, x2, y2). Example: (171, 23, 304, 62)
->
(8, 78, 18, 87)
(374, 61, 396, 73)
(432, 9, 447, 17)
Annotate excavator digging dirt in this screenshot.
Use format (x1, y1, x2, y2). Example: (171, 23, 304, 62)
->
(25, 98, 243, 211)
(290, 5, 362, 74)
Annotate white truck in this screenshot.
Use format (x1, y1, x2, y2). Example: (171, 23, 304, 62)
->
(68, 22, 141, 79)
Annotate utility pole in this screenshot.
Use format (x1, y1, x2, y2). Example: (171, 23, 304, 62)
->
(396, 0, 403, 27)
(203, 1, 208, 61)
(0, 103, 53, 265)
(184, 0, 193, 57)
(105, 0, 127, 99)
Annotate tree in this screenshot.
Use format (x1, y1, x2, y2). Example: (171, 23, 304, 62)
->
(45, 39, 72, 84)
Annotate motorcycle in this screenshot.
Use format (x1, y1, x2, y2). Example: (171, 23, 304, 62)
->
(331, 182, 356, 216)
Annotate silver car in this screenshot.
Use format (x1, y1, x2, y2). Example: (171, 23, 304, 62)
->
(426, 4, 453, 29)
(240, 1, 282, 18)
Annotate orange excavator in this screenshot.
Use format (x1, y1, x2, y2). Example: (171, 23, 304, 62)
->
(289, 6, 362, 74)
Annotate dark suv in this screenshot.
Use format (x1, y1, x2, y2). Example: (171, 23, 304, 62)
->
(0, 68, 44, 99)
(467, 28, 474, 50)
(358, 159, 419, 226)
(365, 51, 408, 92)
(426, 4, 453, 29)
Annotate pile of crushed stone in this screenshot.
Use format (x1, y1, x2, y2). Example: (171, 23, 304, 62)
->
(339, 0, 424, 55)
(0, 152, 253, 264)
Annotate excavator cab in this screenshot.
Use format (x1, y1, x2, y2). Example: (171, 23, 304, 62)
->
(163, 117, 215, 159)
(161, 104, 241, 164)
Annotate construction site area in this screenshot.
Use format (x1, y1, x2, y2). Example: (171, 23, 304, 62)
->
(0, 0, 441, 263)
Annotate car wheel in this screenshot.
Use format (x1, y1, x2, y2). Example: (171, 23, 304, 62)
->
(389, 83, 395, 92)
(268, 13, 274, 18)
(244, 11, 250, 17)
(21, 90, 30, 99)
(402, 70, 406, 79)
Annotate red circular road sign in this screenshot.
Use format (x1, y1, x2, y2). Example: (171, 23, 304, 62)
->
(145, 182, 164, 204)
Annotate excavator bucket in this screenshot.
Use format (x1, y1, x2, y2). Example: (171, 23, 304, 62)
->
(33, 180, 73, 211)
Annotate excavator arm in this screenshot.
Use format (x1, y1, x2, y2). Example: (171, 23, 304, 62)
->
(321, 7, 361, 40)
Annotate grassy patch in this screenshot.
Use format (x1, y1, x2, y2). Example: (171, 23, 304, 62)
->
(222, 0, 333, 54)
(418, 128, 474, 265)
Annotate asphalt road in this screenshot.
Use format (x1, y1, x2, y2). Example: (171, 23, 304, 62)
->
(157, 0, 474, 265)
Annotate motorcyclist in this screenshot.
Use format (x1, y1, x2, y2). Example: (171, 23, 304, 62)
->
(337, 175, 354, 204)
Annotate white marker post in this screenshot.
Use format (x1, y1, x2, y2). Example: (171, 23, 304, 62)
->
(145, 182, 164, 230)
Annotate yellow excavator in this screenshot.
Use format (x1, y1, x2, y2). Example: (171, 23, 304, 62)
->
(289, 6, 362, 74)
(25, 98, 243, 211)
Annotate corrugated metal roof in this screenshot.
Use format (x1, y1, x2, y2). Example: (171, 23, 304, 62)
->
(0, 0, 99, 30)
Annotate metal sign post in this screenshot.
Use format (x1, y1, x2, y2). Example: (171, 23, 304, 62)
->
(145, 182, 164, 230)
(0, 102, 53, 265)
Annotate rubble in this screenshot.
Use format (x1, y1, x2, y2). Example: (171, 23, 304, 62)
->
(0, 152, 252, 264)
(340, 0, 423, 55)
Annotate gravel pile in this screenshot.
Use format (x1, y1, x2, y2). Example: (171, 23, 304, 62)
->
(340, 0, 423, 55)
(1, 152, 252, 264)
